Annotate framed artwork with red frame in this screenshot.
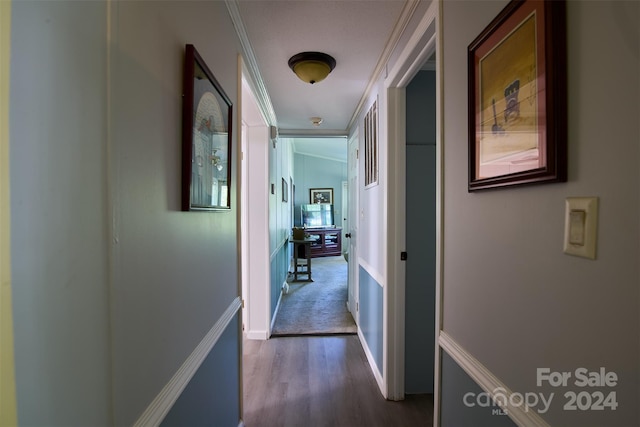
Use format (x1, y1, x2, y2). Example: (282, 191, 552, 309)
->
(468, 0, 567, 191)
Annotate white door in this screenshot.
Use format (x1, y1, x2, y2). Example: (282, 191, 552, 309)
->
(341, 181, 348, 243)
(347, 131, 359, 321)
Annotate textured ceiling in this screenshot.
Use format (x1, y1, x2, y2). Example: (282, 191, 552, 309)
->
(237, 0, 408, 134)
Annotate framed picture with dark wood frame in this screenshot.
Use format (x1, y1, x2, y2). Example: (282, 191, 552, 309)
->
(310, 188, 333, 204)
(468, 0, 566, 191)
(182, 44, 233, 210)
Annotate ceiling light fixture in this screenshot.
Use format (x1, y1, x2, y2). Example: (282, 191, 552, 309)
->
(310, 117, 323, 127)
(288, 52, 336, 84)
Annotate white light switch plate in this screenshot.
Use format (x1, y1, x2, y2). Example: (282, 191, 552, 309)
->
(564, 197, 598, 259)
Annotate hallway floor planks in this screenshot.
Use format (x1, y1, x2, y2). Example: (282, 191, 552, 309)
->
(242, 335, 433, 427)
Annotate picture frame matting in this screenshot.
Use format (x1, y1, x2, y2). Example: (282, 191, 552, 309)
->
(467, 0, 567, 191)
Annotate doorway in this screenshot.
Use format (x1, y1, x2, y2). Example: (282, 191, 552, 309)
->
(404, 66, 437, 394)
(271, 137, 354, 336)
(384, 0, 440, 419)
(240, 69, 353, 339)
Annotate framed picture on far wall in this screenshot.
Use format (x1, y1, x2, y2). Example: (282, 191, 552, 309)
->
(468, 0, 567, 191)
(282, 178, 288, 202)
(310, 188, 333, 204)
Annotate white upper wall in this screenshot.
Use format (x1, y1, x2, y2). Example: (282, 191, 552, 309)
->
(354, 91, 387, 283)
(442, 1, 639, 425)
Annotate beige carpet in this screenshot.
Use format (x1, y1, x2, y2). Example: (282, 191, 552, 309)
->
(271, 256, 357, 336)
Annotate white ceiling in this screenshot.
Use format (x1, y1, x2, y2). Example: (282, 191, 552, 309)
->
(237, 0, 411, 135)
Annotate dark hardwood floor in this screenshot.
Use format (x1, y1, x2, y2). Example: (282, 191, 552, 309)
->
(242, 335, 434, 427)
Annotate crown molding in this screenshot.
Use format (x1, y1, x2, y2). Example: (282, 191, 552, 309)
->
(278, 129, 349, 138)
(386, 0, 437, 88)
(225, 0, 278, 127)
(346, 0, 422, 132)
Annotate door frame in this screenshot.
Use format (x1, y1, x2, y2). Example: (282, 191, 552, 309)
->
(240, 68, 271, 340)
(384, 0, 442, 422)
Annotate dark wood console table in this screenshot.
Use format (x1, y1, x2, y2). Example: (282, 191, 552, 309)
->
(291, 238, 314, 281)
(305, 228, 342, 258)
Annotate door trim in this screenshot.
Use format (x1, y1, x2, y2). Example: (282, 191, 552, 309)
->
(240, 70, 271, 340)
(346, 130, 359, 323)
(1, 1, 18, 423)
(383, 0, 441, 419)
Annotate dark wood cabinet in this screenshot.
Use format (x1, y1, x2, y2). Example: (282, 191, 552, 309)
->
(306, 228, 342, 257)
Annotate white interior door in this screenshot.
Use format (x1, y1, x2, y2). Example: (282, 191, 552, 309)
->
(347, 131, 359, 322)
(341, 181, 348, 244)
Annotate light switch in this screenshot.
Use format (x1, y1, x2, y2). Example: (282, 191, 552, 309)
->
(568, 210, 586, 245)
(564, 197, 598, 259)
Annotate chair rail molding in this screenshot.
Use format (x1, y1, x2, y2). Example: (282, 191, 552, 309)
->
(133, 297, 243, 427)
(439, 331, 551, 427)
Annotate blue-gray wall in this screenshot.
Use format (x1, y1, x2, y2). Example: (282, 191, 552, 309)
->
(440, 352, 517, 427)
(271, 244, 289, 317)
(405, 70, 437, 393)
(293, 153, 347, 227)
(161, 315, 241, 427)
(359, 267, 384, 372)
(406, 70, 437, 145)
(268, 139, 293, 328)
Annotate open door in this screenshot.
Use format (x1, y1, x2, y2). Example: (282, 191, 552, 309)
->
(347, 130, 359, 323)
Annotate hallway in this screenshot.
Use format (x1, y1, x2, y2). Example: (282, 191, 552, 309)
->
(272, 256, 356, 336)
(242, 335, 433, 426)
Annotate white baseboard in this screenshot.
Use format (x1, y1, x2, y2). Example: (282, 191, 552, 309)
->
(133, 297, 242, 427)
(439, 331, 550, 427)
(244, 330, 269, 340)
(270, 287, 284, 335)
(357, 326, 384, 396)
